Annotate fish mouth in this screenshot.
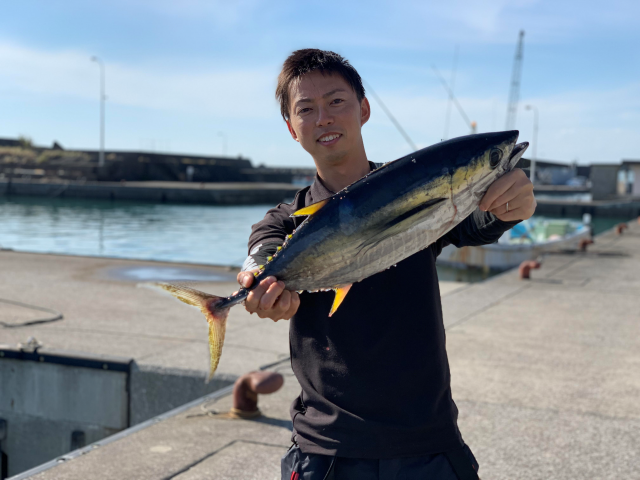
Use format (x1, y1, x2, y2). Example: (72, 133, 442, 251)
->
(508, 141, 529, 169)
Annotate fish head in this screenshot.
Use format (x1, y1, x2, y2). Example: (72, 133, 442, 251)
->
(440, 130, 529, 204)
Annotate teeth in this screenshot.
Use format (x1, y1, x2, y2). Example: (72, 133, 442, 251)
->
(319, 134, 339, 142)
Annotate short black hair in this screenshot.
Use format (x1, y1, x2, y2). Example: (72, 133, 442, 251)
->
(276, 49, 365, 121)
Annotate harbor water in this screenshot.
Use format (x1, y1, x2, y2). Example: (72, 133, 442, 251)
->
(0, 196, 631, 282)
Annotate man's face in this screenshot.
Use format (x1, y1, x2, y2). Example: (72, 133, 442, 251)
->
(286, 71, 370, 165)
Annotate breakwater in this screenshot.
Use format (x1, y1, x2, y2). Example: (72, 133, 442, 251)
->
(0, 179, 299, 205)
(535, 197, 640, 218)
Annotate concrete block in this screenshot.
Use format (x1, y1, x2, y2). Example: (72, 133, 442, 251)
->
(0, 359, 128, 429)
(129, 364, 233, 425)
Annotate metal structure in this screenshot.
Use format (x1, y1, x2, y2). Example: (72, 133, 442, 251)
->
(505, 30, 525, 130)
(363, 81, 418, 151)
(525, 104, 538, 184)
(442, 45, 459, 141)
(217, 131, 228, 156)
(90, 56, 106, 168)
(432, 66, 475, 134)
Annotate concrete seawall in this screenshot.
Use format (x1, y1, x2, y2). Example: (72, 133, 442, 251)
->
(535, 197, 640, 218)
(0, 179, 300, 205)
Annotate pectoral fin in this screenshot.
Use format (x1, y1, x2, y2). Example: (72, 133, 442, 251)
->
(360, 197, 447, 250)
(329, 284, 352, 317)
(291, 199, 329, 217)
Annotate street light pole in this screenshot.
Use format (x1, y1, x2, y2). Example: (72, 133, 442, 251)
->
(91, 56, 106, 168)
(218, 131, 227, 156)
(525, 104, 538, 185)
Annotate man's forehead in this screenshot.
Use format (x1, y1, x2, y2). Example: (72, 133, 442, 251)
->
(289, 72, 352, 102)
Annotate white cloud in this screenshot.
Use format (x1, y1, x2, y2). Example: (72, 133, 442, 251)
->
(113, 0, 266, 28)
(0, 41, 278, 119)
(0, 38, 637, 166)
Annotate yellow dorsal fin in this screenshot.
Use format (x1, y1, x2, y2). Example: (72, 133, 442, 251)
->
(329, 284, 352, 317)
(291, 199, 329, 217)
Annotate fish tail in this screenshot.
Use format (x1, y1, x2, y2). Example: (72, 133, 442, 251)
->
(155, 283, 230, 382)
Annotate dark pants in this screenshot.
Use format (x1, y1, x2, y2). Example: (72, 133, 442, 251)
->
(281, 444, 479, 480)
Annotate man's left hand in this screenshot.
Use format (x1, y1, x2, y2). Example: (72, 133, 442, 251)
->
(479, 169, 536, 222)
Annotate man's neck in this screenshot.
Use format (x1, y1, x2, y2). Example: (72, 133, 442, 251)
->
(314, 152, 370, 193)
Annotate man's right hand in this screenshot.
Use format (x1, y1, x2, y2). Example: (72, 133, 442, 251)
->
(236, 270, 300, 322)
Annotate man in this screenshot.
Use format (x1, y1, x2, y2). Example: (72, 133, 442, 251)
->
(237, 49, 535, 479)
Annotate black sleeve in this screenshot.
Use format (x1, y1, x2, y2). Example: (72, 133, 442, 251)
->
(434, 208, 520, 256)
(242, 187, 308, 272)
(242, 241, 282, 272)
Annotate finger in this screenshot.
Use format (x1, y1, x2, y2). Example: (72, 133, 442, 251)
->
(490, 196, 524, 217)
(496, 207, 535, 222)
(269, 290, 292, 321)
(479, 173, 516, 211)
(493, 206, 526, 222)
(489, 181, 533, 212)
(486, 184, 520, 212)
(276, 290, 292, 313)
(259, 280, 285, 311)
(245, 276, 277, 313)
(237, 270, 256, 289)
(283, 291, 301, 320)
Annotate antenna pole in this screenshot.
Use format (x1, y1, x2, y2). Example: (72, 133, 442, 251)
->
(442, 45, 459, 140)
(364, 81, 418, 151)
(505, 30, 525, 130)
(432, 66, 473, 131)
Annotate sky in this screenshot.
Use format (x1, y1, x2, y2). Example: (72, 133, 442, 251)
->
(0, 0, 638, 168)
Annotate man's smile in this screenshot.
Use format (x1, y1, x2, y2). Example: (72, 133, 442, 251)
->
(317, 133, 342, 146)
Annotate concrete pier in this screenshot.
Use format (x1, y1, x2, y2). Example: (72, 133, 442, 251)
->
(535, 197, 640, 218)
(0, 179, 300, 205)
(3, 221, 640, 479)
(0, 253, 292, 476)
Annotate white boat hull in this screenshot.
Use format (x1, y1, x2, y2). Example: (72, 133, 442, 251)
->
(437, 226, 591, 270)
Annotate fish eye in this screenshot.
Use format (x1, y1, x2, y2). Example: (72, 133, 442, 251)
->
(490, 148, 503, 169)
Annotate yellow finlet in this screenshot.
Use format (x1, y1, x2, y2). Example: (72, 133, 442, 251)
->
(291, 199, 329, 217)
(329, 284, 352, 317)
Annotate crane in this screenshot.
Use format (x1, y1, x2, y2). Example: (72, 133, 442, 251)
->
(505, 30, 525, 130)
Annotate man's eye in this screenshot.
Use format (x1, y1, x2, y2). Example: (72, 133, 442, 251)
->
(298, 108, 311, 114)
(331, 98, 344, 105)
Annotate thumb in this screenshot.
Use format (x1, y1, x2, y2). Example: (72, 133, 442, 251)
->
(237, 270, 256, 288)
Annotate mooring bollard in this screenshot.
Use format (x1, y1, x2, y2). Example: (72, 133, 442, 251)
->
(616, 223, 628, 235)
(579, 239, 594, 252)
(519, 260, 541, 280)
(228, 370, 284, 419)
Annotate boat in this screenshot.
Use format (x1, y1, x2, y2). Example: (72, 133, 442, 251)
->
(437, 217, 591, 271)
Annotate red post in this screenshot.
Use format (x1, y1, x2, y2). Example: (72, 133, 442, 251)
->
(519, 260, 541, 280)
(579, 239, 594, 252)
(229, 371, 284, 418)
(616, 223, 628, 235)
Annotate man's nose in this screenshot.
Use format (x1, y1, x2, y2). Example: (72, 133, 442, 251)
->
(316, 105, 334, 127)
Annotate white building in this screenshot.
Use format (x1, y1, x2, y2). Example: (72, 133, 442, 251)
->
(622, 161, 640, 197)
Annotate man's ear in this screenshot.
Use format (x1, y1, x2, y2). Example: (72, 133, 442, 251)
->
(360, 97, 371, 126)
(286, 120, 300, 143)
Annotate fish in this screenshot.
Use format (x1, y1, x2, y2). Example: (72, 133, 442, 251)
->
(157, 130, 528, 380)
